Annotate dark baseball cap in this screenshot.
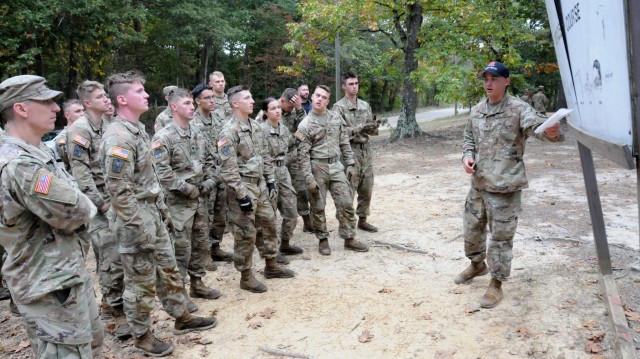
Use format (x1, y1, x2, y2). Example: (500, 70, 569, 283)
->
(478, 61, 510, 78)
(0, 75, 63, 111)
(192, 83, 212, 98)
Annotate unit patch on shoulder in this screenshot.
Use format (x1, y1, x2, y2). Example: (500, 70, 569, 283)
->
(73, 144, 84, 157)
(72, 134, 89, 148)
(111, 146, 130, 159)
(112, 158, 124, 173)
(34, 171, 53, 195)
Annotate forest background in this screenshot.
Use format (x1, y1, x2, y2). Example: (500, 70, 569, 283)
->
(0, 0, 560, 140)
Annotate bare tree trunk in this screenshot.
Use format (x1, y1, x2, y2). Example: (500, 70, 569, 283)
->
(380, 79, 389, 113)
(390, 2, 425, 141)
(66, 36, 78, 99)
(201, 43, 210, 83)
(212, 44, 219, 70)
(242, 45, 250, 85)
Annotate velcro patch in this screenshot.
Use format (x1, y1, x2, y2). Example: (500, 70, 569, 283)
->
(34, 171, 53, 195)
(294, 130, 305, 141)
(72, 134, 89, 148)
(152, 141, 162, 149)
(112, 158, 124, 173)
(111, 146, 129, 159)
(217, 137, 228, 148)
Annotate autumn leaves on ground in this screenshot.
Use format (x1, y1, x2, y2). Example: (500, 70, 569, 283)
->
(1, 118, 640, 358)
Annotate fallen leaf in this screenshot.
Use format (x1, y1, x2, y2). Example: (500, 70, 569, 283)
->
(209, 309, 219, 316)
(413, 301, 424, 308)
(589, 332, 605, 342)
(358, 329, 374, 343)
(435, 350, 456, 359)
(258, 307, 276, 319)
(423, 314, 432, 320)
(625, 309, 640, 322)
(378, 287, 394, 294)
(515, 326, 532, 338)
(103, 322, 116, 332)
(464, 303, 480, 314)
(199, 338, 213, 345)
(176, 336, 193, 345)
(584, 341, 602, 353)
(245, 313, 256, 321)
(583, 321, 597, 330)
(19, 340, 30, 348)
(249, 321, 262, 330)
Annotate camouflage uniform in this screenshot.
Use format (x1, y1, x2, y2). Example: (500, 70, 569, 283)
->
(259, 121, 297, 245)
(191, 109, 228, 250)
(217, 116, 278, 271)
(100, 116, 188, 338)
(281, 108, 310, 217)
(531, 91, 549, 113)
(332, 97, 377, 219)
(296, 110, 357, 240)
(214, 94, 233, 121)
(152, 122, 217, 284)
(67, 114, 124, 309)
(54, 128, 71, 171)
(462, 95, 562, 281)
(154, 107, 173, 133)
(0, 136, 103, 358)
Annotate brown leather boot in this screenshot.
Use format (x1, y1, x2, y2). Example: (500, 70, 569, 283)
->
(453, 261, 488, 284)
(264, 258, 295, 279)
(357, 217, 378, 232)
(174, 309, 217, 335)
(134, 330, 174, 357)
(210, 244, 233, 262)
(112, 305, 132, 340)
(275, 252, 291, 265)
(344, 238, 369, 252)
(240, 269, 267, 293)
(279, 240, 304, 255)
(189, 277, 221, 300)
(302, 214, 314, 233)
(100, 296, 114, 321)
(480, 278, 503, 308)
(318, 239, 331, 256)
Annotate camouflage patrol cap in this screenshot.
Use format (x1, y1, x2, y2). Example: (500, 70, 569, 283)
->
(0, 75, 62, 111)
(538, 85, 544, 90)
(163, 85, 179, 97)
(478, 61, 509, 78)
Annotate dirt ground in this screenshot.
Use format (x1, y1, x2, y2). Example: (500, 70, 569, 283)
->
(2, 116, 640, 359)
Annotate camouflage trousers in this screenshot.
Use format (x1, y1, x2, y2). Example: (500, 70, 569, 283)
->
(226, 178, 278, 272)
(116, 203, 187, 338)
(171, 198, 209, 283)
(463, 188, 522, 281)
(91, 211, 124, 308)
(350, 144, 374, 218)
(257, 166, 298, 248)
(208, 184, 228, 246)
(309, 161, 357, 241)
(287, 161, 310, 216)
(18, 277, 103, 359)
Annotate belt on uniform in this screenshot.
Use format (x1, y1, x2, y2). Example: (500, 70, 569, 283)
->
(240, 176, 260, 184)
(311, 156, 338, 164)
(275, 159, 285, 167)
(351, 142, 368, 149)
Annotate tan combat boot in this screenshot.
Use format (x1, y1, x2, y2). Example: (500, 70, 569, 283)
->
(189, 277, 221, 300)
(263, 258, 295, 279)
(453, 261, 488, 284)
(302, 214, 314, 233)
(279, 240, 304, 255)
(135, 330, 174, 357)
(357, 217, 378, 233)
(210, 244, 233, 262)
(480, 278, 503, 308)
(318, 239, 331, 255)
(240, 269, 267, 293)
(174, 309, 217, 335)
(276, 252, 291, 265)
(344, 238, 369, 252)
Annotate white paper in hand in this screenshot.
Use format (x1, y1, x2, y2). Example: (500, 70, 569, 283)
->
(534, 108, 573, 134)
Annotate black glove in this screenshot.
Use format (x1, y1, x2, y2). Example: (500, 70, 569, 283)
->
(267, 182, 277, 200)
(238, 196, 253, 212)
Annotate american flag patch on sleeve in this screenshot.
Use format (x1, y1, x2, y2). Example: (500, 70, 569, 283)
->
(34, 171, 53, 195)
(111, 146, 129, 159)
(72, 134, 89, 148)
(217, 138, 227, 148)
(152, 141, 162, 149)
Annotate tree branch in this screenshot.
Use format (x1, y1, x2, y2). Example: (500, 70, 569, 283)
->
(358, 28, 399, 48)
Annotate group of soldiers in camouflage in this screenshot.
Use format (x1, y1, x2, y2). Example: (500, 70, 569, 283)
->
(520, 85, 550, 113)
(0, 68, 380, 358)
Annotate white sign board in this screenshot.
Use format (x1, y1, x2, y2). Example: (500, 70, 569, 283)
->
(545, 0, 633, 148)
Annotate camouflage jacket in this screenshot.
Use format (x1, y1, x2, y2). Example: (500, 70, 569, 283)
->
(100, 116, 169, 253)
(531, 92, 549, 112)
(66, 114, 111, 211)
(54, 127, 71, 171)
(332, 96, 376, 144)
(192, 109, 224, 164)
(214, 94, 233, 121)
(260, 121, 296, 187)
(463, 95, 561, 193)
(296, 110, 354, 186)
(217, 116, 275, 200)
(152, 122, 216, 229)
(154, 107, 173, 133)
(0, 136, 96, 303)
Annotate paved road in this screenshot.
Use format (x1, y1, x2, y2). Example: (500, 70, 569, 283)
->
(382, 106, 468, 128)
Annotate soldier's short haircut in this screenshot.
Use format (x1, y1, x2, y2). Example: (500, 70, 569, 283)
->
(168, 88, 192, 104)
(63, 99, 82, 112)
(342, 72, 358, 84)
(209, 71, 224, 81)
(315, 85, 331, 95)
(107, 70, 146, 109)
(76, 81, 104, 102)
(280, 88, 298, 101)
(227, 85, 249, 103)
(298, 83, 309, 90)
